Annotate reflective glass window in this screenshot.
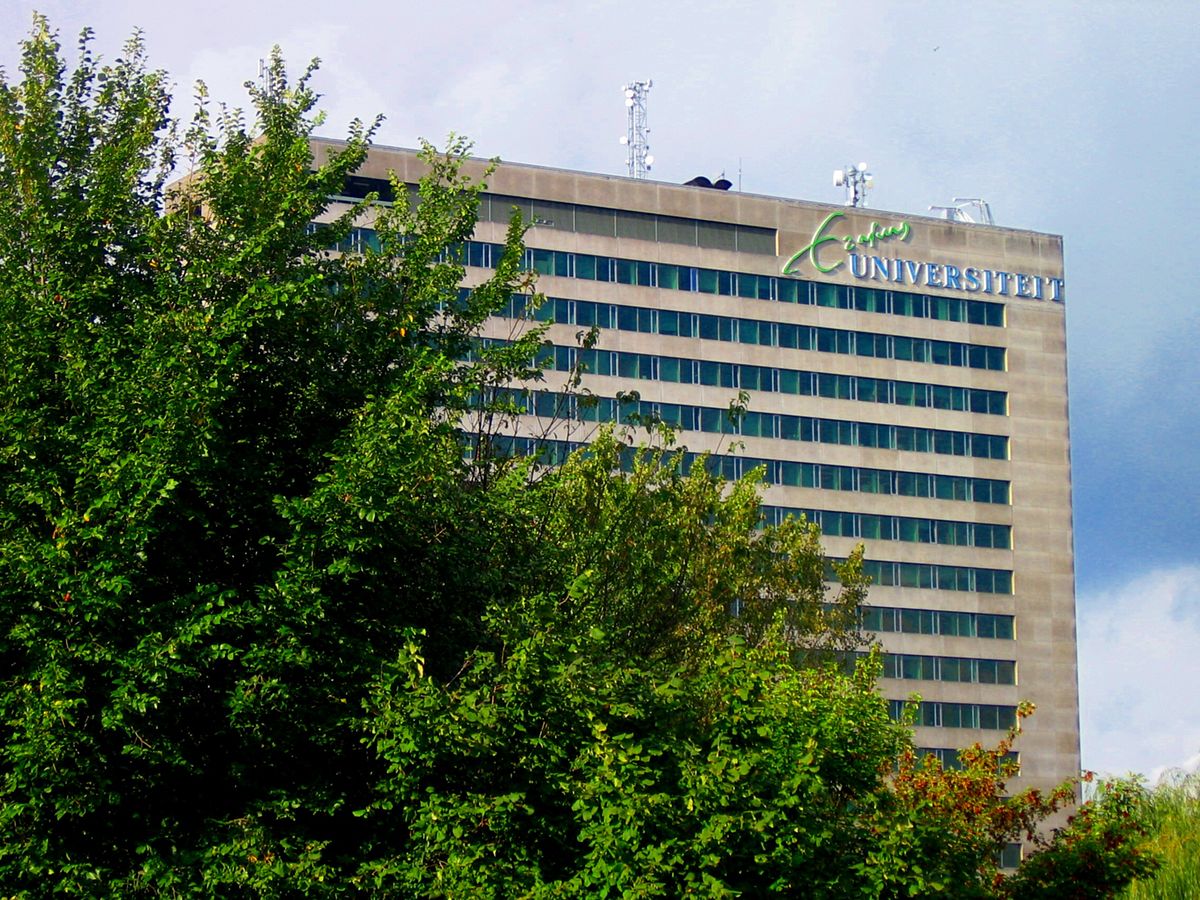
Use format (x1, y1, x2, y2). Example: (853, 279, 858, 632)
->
(815, 282, 851, 308)
(659, 309, 682, 337)
(778, 279, 802, 303)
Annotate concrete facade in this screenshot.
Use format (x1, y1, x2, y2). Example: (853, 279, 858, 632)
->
(319, 140, 1080, 797)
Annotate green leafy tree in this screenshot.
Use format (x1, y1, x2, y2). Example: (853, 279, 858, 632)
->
(1108, 769, 1196, 900)
(0, 18, 545, 893)
(1000, 776, 1160, 899)
(356, 608, 903, 896)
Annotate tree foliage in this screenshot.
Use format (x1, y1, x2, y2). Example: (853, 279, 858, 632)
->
(1110, 769, 1197, 900)
(998, 776, 1159, 900)
(0, 18, 1157, 897)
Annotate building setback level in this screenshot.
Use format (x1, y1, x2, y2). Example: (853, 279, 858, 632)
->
(315, 139, 1081, 802)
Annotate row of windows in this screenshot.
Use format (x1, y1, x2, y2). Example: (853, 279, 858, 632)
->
(917, 747, 1019, 773)
(889, 699, 1018, 731)
(861, 605, 1015, 639)
(764, 505, 1010, 549)
(854, 559, 1013, 594)
(459, 238, 1007, 326)
(329, 228, 1007, 328)
(696, 453, 1009, 504)
(875, 653, 1016, 685)
(332, 177, 779, 255)
(481, 193, 778, 255)
(512, 389, 1010, 460)
(474, 435, 1016, 594)
(538, 344, 1007, 415)
(488, 435, 1010, 505)
(477, 431, 1008, 548)
(499, 293, 1007, 371)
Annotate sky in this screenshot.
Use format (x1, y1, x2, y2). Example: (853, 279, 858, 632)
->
(3, 0, 1197, 781)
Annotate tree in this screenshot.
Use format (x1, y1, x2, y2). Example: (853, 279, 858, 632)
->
(1114, 769, 1198, 899)
(0, 18, 545, 893)
(0, 18, 1157, 897)
(997, 776, 1159, 900)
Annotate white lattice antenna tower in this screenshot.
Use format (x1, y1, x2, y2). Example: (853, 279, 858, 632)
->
(833, 162, 873, 207)
(620, 80, 654, 178)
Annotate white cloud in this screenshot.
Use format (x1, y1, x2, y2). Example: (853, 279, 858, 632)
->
(1078, 566, 1200, 781)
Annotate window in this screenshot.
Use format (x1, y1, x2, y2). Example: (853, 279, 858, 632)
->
(573, 205, 615, 236)
(892, 292, 926, 318)
(491, 288, 1007, 370)
(817, 373, 854, 400)
(815, 282, 851, 308)
(889, 701, 1018, 730)
(506, 385, 1007, 464)
(697, 220, 737, 251)
(859, 379, 888, 403)
(777, 279, 806, 303)
(531, 199, 573, 231)
(657, 264, 682, 290)
(863, 605, 1015, 635)
(879, 653, 1016, 685)
(657, 216, 697, 245)
(999, 844, 1022, 869)
(854, 287, 889, 313)
(736, 225, 776, 255)
(615, 210, 656, 241)
(490, 194, 531, 223)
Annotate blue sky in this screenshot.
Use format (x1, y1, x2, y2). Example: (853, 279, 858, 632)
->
(5, 0, 1198, 780)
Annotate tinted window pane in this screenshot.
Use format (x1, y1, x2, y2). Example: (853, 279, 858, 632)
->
(697, 221, 737, 250)
(657, 216, 697, 245)
(616, 210, 656, 241)
(736, 226, 776, 255)
(531, 200, 573, 230)
(575, 205, 615, 236)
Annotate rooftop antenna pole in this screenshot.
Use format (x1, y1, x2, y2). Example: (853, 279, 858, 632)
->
(833, 161, 873, 207)
(954, 197, 995, 225)
(619, 80, 654, 178)
(928, 198, 996, 225)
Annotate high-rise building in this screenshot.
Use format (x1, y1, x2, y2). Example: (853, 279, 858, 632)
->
(317, 139, 1079, 801)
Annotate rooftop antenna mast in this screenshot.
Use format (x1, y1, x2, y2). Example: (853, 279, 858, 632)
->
(833, 162, 873, 207)
(620, 80, 654, 178)
(954, 197, 994, 225)
(929, 197, 995, 225)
